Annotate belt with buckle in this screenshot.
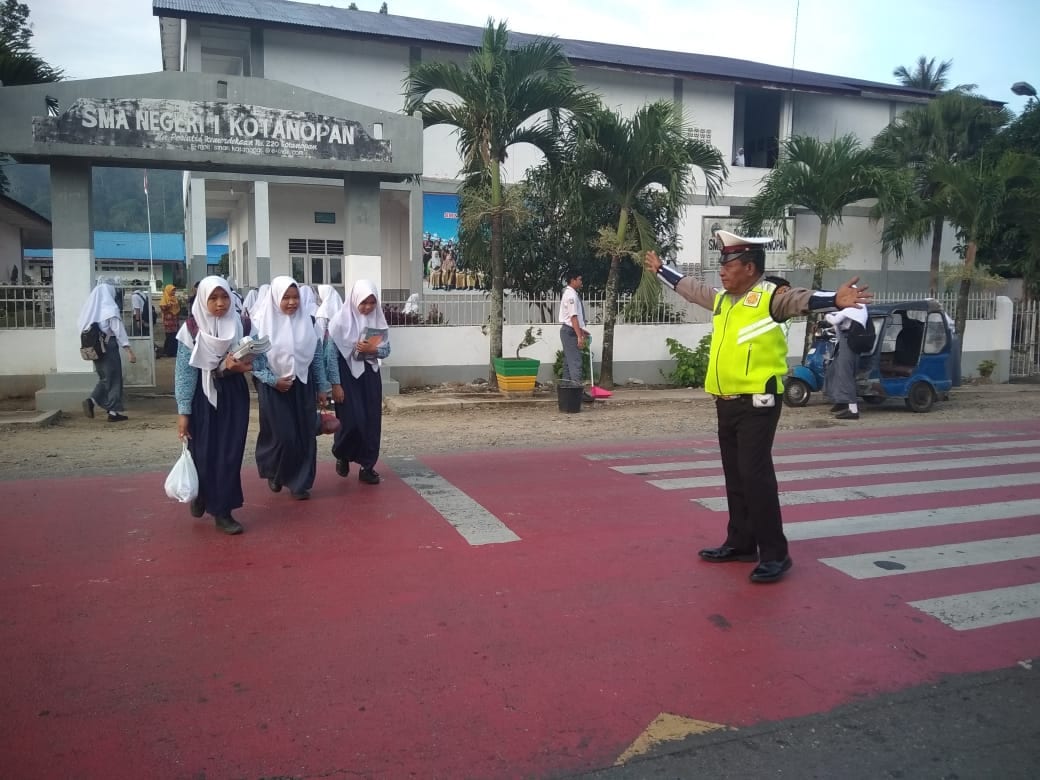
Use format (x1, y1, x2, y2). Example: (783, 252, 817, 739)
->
(715, 394, 743, 401)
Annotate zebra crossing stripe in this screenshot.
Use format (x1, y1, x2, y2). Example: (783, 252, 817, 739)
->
(613, 439, 1040, 475)
(784, 500, 1040, 541)
(819, 535, 1040, 579)
(385, 457, 521, 546)
(649, 453, 1040, 490)
(693, 473, 1040, 511)
(908, 583, 1040, 631)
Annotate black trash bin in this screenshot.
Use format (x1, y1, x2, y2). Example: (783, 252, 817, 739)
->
(557, 381, 583, 413)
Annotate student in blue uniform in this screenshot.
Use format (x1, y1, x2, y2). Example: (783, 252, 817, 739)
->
(174, 276, 252, 535)
(326, 280, 391, 485)
(249, 276, 329, 500)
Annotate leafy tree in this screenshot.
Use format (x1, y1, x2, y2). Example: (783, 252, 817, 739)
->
(929, 152, 1040, 339)
(872, 92, 1010, 295)
(404, 19, 598, 386)
(379, 2, 387, 13)
(742, 134, 895, 357)
(571, 101, 726, 386)
(892, 56, 974, 93)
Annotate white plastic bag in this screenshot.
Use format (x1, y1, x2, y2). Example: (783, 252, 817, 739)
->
(164, 441, 199, 503)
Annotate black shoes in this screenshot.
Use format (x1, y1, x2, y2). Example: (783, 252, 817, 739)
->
(582, 392, 595, 403)
(107, 412, 128, 422)
(82, 398, 95, 418)
(214, 515, 244, 535)
(835, 409, 860, 420)
(291, 490, 311, 500)
(829, 403, 845, 412)
(750, 556, 793, 583)
(189, 495, 205, 518)
(268, 478, 282, 493)
(336, 459, 350, 478)
(359, 468, 381, 485)
(698, 545, 758, 563)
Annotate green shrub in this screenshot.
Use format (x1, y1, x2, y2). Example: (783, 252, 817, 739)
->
(976, 359, 996, 378)
(662, 333, 711, 387)
(552, 342, 591, 380)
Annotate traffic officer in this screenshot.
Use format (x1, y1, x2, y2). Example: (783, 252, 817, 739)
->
(645, 231, 872, 583)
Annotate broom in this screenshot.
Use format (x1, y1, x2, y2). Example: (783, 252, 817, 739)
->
(588, 345, 612, 399)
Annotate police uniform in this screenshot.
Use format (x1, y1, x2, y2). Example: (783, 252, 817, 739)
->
(653, 230, 848, 583)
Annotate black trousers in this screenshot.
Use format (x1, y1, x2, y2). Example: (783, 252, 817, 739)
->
(715, 395, 788, 562)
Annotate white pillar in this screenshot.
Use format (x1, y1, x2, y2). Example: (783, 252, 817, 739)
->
(253, 180, 270, 284)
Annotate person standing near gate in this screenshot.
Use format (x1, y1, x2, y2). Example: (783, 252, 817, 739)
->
(558, 269, 590, 394)
(645, 232, 871, 583)
(79, 281, 136, 422)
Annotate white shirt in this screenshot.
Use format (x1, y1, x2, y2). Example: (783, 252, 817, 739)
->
(558, 285, 586, 329)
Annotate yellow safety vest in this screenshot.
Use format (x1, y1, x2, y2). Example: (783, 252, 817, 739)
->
(706, 281, 788, 396)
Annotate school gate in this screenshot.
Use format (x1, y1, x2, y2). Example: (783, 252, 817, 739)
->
(0, 72, 423, 411)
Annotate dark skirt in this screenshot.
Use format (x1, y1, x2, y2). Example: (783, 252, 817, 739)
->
(163, 332, 179, 357)
(255, 379, 317, 495)
(332, 356, 383, 470)
(188, 371, 249, 518)
(90, 336, 124, 412)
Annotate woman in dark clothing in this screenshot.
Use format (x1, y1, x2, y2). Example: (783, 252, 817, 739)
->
(249, 276, 329, 500)
(160, 284, 181, 357)
(326, 280, 391, 485)
(174, 276, 251, 535)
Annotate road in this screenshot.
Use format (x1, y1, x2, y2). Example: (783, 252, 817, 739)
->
(0, 418, 1038, 778)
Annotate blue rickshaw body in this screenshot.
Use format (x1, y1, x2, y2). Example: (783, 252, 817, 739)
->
(783, 299, 960, 413)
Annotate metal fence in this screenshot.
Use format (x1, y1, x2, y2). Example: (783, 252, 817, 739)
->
(0, 285, 54, 328)
(1011, 298, 1040, 378)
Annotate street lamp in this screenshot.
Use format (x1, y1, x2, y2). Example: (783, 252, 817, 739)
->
(1011, 81, 1036, 98)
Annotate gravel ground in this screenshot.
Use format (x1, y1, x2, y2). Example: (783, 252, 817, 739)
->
(1, 375, 1038, 481)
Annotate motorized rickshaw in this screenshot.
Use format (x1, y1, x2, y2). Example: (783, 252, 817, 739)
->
(783, 299, 961, 413)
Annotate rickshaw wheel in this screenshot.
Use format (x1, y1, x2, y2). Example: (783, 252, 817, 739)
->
(905, 381, 935, 413)
(783, 379, 811, 407)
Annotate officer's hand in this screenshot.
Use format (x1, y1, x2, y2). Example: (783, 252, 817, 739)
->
(835, 277, 873, 309)
(644, 250, 662, 274)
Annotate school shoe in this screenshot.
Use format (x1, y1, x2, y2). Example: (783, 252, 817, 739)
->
(82, 398, 95, 418)
(189, 495, 205, 518)
(335, 459, 350, 478)
(835, 409, 860, 420)
(749, 556, 793, 583)
(107, 412, 128, 422)
(268, 478, 282, 493)
(214, 515, 244, 535)
(698, 545, 758, 563)
(291, 490, 311, 501)
(359, 468, 381, 485)
(829, 403, 846, 413)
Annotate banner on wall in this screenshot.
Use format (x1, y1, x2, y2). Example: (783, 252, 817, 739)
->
(701, 216, 795, 269)
(422, 193, 460, 243)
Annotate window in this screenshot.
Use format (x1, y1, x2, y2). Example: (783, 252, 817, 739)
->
(314, 211, 336, 224)
(732, 87, 782, 168)
(288, 239, 345, 297)
(924, 313, 948, 354)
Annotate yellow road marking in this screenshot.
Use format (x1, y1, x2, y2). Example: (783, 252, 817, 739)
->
(615, 712, 734, 765)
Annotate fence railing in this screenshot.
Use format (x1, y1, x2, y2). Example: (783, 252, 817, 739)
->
(0, 285, 54, 328)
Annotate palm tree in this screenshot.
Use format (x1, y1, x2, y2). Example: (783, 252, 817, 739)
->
(872, 92, 1010, 295)
(929, 152, 1040, 339)
(403, 19, 598, 386)
(572, 101, 725, 387)
(892, 56, 975, 94)
(742, 134, 896, 357)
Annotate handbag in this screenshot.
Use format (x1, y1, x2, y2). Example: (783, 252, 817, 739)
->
(164, 441, 199, 503)
(316, 402, 341, 436)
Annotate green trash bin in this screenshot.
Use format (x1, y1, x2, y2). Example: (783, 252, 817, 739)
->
(557, 381, 583, 413)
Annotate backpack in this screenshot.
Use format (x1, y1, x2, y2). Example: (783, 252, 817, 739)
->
(80, 322, 105, 361)
(845, 317, 876, 355)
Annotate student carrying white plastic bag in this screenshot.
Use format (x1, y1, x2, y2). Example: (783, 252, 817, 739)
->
(164, 441, 199, 503)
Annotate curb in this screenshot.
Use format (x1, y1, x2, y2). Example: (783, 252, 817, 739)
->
(0, 409, 62, 429)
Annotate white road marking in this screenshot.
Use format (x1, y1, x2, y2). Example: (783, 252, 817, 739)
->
(784, 500, 1040, 541)
(909, 584, 1040, 631)
(693, 473, 1040, 511)
(386, 457, 521, 546)
(819, 534, 1040, 579)
(614, 439, 1040, 476)
(649, 453, 1040, 490)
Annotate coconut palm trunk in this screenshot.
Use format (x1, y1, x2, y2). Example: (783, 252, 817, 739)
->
(599, 209, 630, 388)
(953, 240, 976, 339)
(928, 216, 944, 297)
(801, 223, 829, 359)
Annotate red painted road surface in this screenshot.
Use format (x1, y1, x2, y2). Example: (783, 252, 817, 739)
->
(1, 419, 1039, 778)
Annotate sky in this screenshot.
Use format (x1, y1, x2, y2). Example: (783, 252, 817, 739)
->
(24, 0, 1040, 114)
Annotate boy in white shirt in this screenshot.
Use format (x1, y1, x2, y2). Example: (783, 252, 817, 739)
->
(558, 269, 589, 386)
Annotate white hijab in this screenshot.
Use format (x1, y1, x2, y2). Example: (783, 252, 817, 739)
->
(315, 284, 343, 323)
(328, 280, 389, 379)
(826, 305, 869, 330)
(77, 283, 121, 332)
(250, 276, 319, 383)
(176, 276, 243, 408)
(241, 287, 258, 315)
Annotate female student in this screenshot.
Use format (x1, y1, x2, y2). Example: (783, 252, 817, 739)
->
(78, 281, 136, 422)
(314, 284, 344, 342)
(326, 280, 390, 484)
(174, 276, 252, 535)
(249, 276, 330, 500)
(159, 284, 181, 357)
